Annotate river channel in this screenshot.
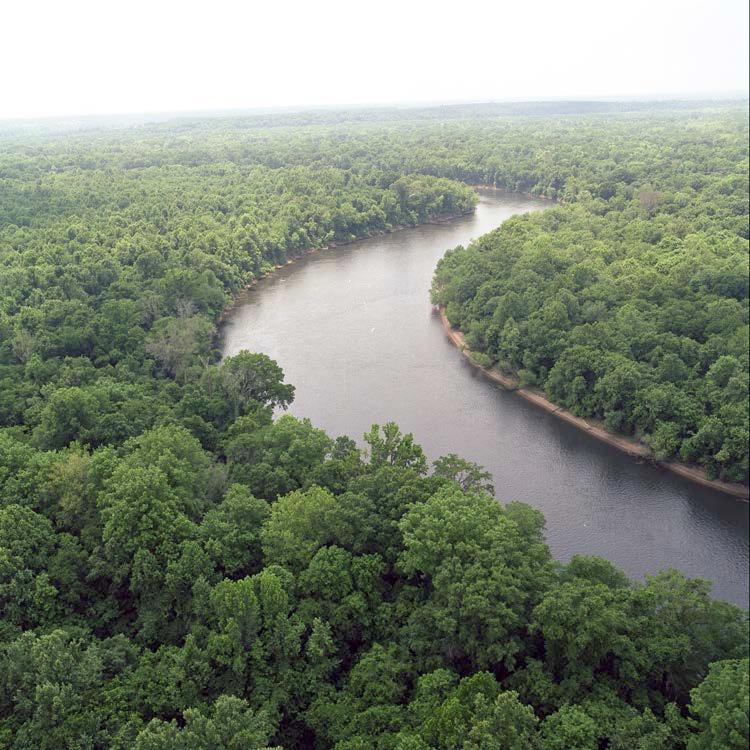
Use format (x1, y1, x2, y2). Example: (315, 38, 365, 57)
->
(222, 189, 749, 606)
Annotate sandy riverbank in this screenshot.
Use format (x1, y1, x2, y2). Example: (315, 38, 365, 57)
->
(439, 307, 749, 500)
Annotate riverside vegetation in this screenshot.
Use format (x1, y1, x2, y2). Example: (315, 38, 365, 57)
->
(0, 102, 748, 748)
(430, 117, 749, 485)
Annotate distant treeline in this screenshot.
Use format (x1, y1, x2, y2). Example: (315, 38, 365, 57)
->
(1, 97, 745, 137)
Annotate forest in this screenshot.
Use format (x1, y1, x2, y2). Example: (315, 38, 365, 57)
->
(429, 113, 749, 483)
(0, 103, 748, 748)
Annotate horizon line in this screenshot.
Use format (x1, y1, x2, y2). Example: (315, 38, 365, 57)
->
(2, 91, 748, 125)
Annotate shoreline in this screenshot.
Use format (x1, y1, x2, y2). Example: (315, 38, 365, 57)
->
(216, 208, 474, 325)
(438, 307, 749, 500)
(218, 185, 544, 325)
(217, 190, 747, 501)
(218, 184, 541, 325)
(471, 183, 557, 202)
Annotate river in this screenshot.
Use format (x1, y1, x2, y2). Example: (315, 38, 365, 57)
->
(221, 189, 749, 606)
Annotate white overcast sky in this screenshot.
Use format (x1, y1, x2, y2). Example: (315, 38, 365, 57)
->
(1, 0, 748, 119)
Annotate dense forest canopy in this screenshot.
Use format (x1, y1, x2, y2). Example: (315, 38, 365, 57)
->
(425, 112, 749, 482)
(0, 103, 748, 747)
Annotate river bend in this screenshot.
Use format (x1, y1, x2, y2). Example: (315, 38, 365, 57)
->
(222, 189, 749, 606)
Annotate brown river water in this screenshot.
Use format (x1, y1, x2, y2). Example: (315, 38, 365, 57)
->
(222, 189, 749, 606)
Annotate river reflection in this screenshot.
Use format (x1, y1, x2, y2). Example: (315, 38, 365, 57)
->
(222, 189, 749, 606)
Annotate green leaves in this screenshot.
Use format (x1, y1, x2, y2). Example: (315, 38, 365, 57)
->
(261, 486, 340, 572)
(0, 108, 748, 748)
(99, 465, 186, 576)
(0, 419, 747, 747)
(217, 351, 295, 416)
(539, 705, 599, 750)
(688, 659, 749, 750)
(225, 415, 331, 500)
(430, 121, 750, 481)
(134, 695, 277, 750)
(364, 423, 428, 474)
(398, 489, 550, 671)
(200, 485, 269, 577)
(532, 580, 632, 693)
(432, 453, 495, 495)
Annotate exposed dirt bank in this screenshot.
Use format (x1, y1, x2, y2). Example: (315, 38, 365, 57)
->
(439, 307, 749, 500)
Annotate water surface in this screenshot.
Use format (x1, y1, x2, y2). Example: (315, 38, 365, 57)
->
(222, 190, 750, 606)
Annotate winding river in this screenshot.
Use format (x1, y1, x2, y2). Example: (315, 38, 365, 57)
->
(222, 189, 749, 606)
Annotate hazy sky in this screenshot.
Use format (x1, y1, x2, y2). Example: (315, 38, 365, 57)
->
(3, 0, 748, 119)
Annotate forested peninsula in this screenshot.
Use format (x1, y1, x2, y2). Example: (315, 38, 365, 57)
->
(437, 307, 749, 498)
(0, 102, 748, 748)
(428, 112, 749, 488)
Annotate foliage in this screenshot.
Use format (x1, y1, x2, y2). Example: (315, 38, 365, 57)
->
(687, 659, 749, 749)
(430, 112, 749, 481)
(0, 102, 747, 747)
